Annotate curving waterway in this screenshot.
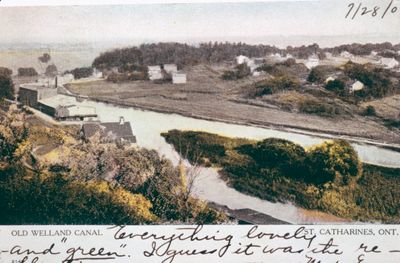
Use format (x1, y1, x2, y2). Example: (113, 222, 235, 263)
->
(62, 96, 400, 224)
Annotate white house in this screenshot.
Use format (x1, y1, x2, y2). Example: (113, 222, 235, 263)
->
(148, 65, 162, 80)
(163, 64, 178, 74)
(305, 54, 319, 69)
(340, 51, 355, 59)
(172, 73, 187, 84)
(349, 80, 364, 93)
(93, 69, 103, 78)
(236, 55, 251, 65)
(379, 57, 399, 69)
(370, 51, 378, 57)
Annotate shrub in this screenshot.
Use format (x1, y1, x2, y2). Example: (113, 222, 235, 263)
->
(249, 138, 307, 179)
(362, 105, 377, 116)
(305, 140, 361, 185)
(70, 67, 94, 79)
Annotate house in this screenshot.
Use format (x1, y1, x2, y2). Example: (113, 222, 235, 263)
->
(163, 64, 178, 74)
(348, 80, 364, 93)
(147, 65, 162, 80)
(172, 73, 187, 84)
(81, 117, 136, 144)
(236, 55, 251, 65)
(379, 57, 399, 69)
(19, 83, 58, 108)
(305, 54, 319, 69)
(340, 51, 354, 59)
(93, 69, 103, 78)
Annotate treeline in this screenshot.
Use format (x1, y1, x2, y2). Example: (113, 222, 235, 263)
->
(92, 42, 400, 71)
(324, 42, 400, 56)
(92, 42, 281, 70)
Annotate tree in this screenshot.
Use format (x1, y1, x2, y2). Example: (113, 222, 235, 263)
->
(325, 79, 346, 95)
(0, 67, 12, 77)
(249, 138, 307, 179)
(0, 72, 14, 100)
(38, 53, 51, 73)
(305, 140, 362, 185)
(38, 53, 51, 64)
(307, 67, 326, 83)
(69, 67, 94, 79)
(45, 64, 58, 77)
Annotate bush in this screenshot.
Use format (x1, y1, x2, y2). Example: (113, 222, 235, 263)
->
(305, 140, 361, 185)
(298, 99, 340, 117)
(325, 79, 346, 95)
(362, 105, 377, 116)
(222, 63, 251, 81)
(70, 67, 94, 79)
(248, 138, 307, 179)
(253, 75, 300, 96)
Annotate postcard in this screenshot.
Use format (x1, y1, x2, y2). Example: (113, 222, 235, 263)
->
(0, 0, 399, 262)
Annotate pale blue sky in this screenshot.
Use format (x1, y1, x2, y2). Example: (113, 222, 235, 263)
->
(1, 1, 399, 47)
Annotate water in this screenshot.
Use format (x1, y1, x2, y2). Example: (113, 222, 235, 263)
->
(64, 96, 400, 223)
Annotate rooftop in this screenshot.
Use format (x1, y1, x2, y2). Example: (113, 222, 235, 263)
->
(82, 120, 136, 143)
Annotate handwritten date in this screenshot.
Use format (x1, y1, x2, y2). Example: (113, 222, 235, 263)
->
(346, 0, 399, 19)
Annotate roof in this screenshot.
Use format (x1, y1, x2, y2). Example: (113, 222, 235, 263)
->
(38, 94, 80, 108)
(82, 121, 136, 143)
(20, 83, 49, 91)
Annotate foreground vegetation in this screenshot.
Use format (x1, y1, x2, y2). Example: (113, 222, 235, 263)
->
(0, 106, 226, 224)
(162, 130, 400, 223)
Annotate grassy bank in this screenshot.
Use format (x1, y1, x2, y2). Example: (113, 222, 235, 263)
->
(162, 130, 400, 223)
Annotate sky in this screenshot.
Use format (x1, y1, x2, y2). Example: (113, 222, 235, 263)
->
(0, 0, 399, 47)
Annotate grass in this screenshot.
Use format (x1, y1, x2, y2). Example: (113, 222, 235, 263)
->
(162, 129, 400, 223)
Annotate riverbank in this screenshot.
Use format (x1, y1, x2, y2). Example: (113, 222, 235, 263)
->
(62, 86, 400, 153)
(64, 65, 400, 150)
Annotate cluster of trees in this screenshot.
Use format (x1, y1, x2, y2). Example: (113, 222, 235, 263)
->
(18, 67, 38, 77)
(0, 67, 14, 100)
(66, 67, 94, 79)
(323, 42, 397, 56)
(162, 130, 400, 222)
(0, 108, 226, 224)
(92, 42, 282, 71)
(343, 62, 397, 99)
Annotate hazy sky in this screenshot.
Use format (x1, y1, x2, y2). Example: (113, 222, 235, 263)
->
(1, 0, 399, 47)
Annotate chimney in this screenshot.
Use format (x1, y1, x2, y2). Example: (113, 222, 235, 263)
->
(119, 116, 124, 125)
(55, 76, 58, 88)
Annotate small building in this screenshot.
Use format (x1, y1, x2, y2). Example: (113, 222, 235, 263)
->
(340, 51, 355, 59)
(19, 84, 58, 108)
(172, 73, 187, 84)
(349, 80, 364, 93)
(163, 64, 178, 74)
(148, 65, 162, 80)
(38, 94, 97, 120)
(379, 57, 399, 69)
(305, 54, 320, 69)
(81, 117, 136, 144)
(236, 55, 251, 65)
